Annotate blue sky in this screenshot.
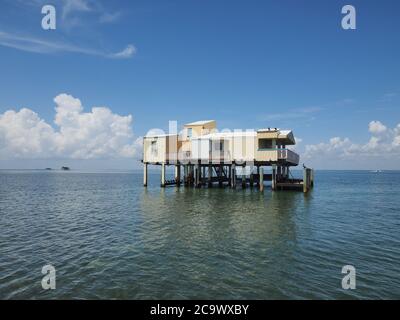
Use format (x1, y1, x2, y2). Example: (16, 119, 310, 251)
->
(0, 0, 400, 169)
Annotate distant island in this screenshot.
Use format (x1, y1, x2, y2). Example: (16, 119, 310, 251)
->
(61, 167, 70, 171)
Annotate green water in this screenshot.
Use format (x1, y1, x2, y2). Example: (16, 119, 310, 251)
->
(0, 170, 399, 299)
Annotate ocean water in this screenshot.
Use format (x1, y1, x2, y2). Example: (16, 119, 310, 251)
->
(0, 170, 399, 300)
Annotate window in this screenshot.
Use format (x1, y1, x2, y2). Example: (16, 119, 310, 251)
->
(151, 140, 158, 156)
(213, 140, 224, 151)
(187, 128, 193, 138)
(258, 139, 273, 150)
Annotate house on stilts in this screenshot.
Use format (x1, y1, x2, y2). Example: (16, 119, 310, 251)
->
(142, 120, 313, 192)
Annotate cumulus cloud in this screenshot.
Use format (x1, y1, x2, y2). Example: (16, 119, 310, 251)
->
(304, 121, 400, 161)
(368, 120, 387, 134)
(0, 94, 139, 159)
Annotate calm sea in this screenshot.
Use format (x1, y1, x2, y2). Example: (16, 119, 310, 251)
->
(0, 170, 399, 299)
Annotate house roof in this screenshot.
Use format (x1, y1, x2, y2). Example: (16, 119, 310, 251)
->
(184, 120, 215, 126)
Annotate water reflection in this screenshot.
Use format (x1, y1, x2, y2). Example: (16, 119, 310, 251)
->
(138, 186, 307, 298)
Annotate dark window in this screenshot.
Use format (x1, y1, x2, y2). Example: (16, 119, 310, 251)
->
(258, 139, 272, 149)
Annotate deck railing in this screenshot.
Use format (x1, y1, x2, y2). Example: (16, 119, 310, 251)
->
(278, 149, 299, 164)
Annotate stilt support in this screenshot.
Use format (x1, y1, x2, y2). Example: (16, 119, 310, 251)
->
(143, 163, 148, 187)
(259, 167, 264, 192)
(161, 163, 166, 187)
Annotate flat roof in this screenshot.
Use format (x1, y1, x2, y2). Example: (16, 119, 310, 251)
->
(184, 120, 215, 126)
(193, 131, 257, 139)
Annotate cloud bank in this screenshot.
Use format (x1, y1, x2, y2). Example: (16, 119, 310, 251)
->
(0, 94, 140, 159)
(304, 121, 400, 167)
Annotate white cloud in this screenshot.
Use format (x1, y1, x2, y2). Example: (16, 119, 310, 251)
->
(0, 31, 136, 59)
(368, 120, 387, 134)
(304, 121, 400, 165)
(110, 44, 136, 59)
(62, 0, 92, 20)
(0, 94, 139, 160)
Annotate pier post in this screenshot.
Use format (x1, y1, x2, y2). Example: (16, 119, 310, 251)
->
(303, 168, 312, 193)
(311, 169, 314, 187)
(259, 167, 264, 192)
(175, 165, 181, 187)
(231, 164, 236, 189)
(250, 170, 254, 188)
(208, 164, 212, 187)
(218, 164, 223, 187)
(242, 166, 246, 189)
(256, 166, 260, 187)
(143, 163, 148, 187)
(183, 165, 188, 186)
(189, 165, 193, 186)
(161, 163, 166, 188)
(228, 164, 231, 186)
(195, 163, 201, 188)
(271, 165, 277, 191)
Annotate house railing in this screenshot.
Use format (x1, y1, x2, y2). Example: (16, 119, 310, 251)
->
(277, 149, 299, 164)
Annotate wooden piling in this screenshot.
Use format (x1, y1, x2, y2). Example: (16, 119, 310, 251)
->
(195, 163, 200, 188)
(161, 163, 166, 188)
(218, 164, 223, 187)
(208, 164, 212, 187)
(271, 166, 277, 191)
(231, 164, 236, 189)
(175, 165, 181, 187)
(259, 167, 264, 192)
(242, 166, 246, 189)
(143, 163, 148, 187)
(303, 168, 312, 193)
(311, 169, 314, 187)
(183, 165, 188, 186)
